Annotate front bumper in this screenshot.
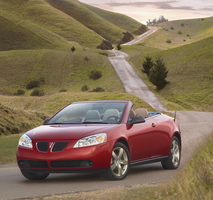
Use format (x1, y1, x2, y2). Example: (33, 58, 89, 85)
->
(17, 140, 112, 172)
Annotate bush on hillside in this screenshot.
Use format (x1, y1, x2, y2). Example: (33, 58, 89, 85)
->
(92, 87, 105, 92)
(26, 80, 40, 89)
(59, 89, 67, 92)
(99, 52, 108, 56)
(71, 46, 76, 52)
(13, 89, 25, 96)
(117, 44, 121, 50)
(30, 89, 44, 96)
(89, 70, 102, 80)
(81, 85, 89, 91)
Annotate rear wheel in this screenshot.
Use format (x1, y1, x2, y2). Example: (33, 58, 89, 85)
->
(101, 142, 130, 180)
(21, 169, 49, 180)
(161, 136, 181, 169)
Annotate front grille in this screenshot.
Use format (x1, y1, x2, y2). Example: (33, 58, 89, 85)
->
(36, 142, 69, 152)
(18, 160, 48, 168)
(37, 142, 48, 152)
(51, 160, 93, 168)
(52, 142, 69, 152)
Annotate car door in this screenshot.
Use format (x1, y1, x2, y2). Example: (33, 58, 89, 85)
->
(153, 115, 172, 157)
(127, 118, 159, 162)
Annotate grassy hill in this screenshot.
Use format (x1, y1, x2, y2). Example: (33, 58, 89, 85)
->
(0, 0, 147, 97)
(139, 17, 213, 50)
(0, 49, 125, 95)
(82, 2, 148, 35)
(46, 0, 134, 44)
(0, 0, 104, 48)
(0, 0, 146, 49)
(122, 17, 213, 112)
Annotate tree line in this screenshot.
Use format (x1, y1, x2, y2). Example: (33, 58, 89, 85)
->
(147, 15, 168, 25)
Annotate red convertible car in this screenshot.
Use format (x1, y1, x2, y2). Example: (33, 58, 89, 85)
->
(17, 100, 181, 180)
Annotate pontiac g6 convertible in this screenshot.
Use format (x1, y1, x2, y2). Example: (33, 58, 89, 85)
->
(17, 100, 181, 180)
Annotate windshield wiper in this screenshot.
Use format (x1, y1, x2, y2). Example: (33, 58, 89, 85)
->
(82, 122, 109, 124)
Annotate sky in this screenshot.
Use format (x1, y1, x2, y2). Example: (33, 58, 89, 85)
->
(78, 0, 213, 24)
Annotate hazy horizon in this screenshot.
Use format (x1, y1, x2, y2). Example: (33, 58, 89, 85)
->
(79, 0, 213, 24)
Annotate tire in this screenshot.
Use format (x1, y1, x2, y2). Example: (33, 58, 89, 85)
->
(101, 142, 130, 180)
(21, 169, 49, 180)
(161, 136, 181, 169)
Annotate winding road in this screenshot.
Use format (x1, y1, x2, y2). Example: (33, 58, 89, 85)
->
(1, 27, 213, 200)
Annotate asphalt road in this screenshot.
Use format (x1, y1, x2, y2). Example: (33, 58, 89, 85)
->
(107, 50, 166, 111)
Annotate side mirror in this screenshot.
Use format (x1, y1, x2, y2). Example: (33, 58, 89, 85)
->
(128, 116, 145, 125)
(43, 118, 50, 125)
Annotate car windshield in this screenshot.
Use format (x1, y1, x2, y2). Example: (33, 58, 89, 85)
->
(46, 102, 127, 125)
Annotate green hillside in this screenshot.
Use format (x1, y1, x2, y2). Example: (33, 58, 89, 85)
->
(46, 0, 132, 44)
(82, 2, 148, 35)
(0, 0, 146, 49)
(0, 49, 125, 95)
(139, 17, 213, 50)
(0, 0, 104, 48)
(123, 18, 213, 111)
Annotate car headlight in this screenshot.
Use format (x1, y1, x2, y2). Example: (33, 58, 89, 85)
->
(18, 134, 33, 149)
(74, 133, 107, 148)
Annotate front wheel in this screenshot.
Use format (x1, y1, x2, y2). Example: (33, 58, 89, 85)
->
(101, 142, 130, 180)
(161, 136, 181, 169)
(21, 169, 49, 180)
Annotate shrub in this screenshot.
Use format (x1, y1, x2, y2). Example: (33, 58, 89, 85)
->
(13, 89, 25, 96)
(60, 89, 67, 92)
(92, 87, 105, 92)
(81, 85, 89, 91)
(30, 89, 44, 96)
(99, 52, 108, 56)
(89, 70, 102, 80)
(166, 39, 172, 43)
(117, 44, 121, 50)
(178, 31, 182, 34)
(71, 46, 76, 52)
(26, 80, 40, 89)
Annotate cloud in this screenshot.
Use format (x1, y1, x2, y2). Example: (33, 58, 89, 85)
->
(106, 1, 196, 11)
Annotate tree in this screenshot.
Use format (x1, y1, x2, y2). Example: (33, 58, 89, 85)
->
(149, 57, 169, 90)
(71, 46, 76, 52)
(142, 56, 154, 76)
(117, 44, 121, 50)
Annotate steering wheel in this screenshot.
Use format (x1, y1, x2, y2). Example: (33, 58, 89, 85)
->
(106, 116, 120, 121)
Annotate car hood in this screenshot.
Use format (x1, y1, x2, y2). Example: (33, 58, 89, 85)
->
(26, 124, 118, 140)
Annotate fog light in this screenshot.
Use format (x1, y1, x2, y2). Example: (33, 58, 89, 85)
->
(80, 160, 93, 167)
